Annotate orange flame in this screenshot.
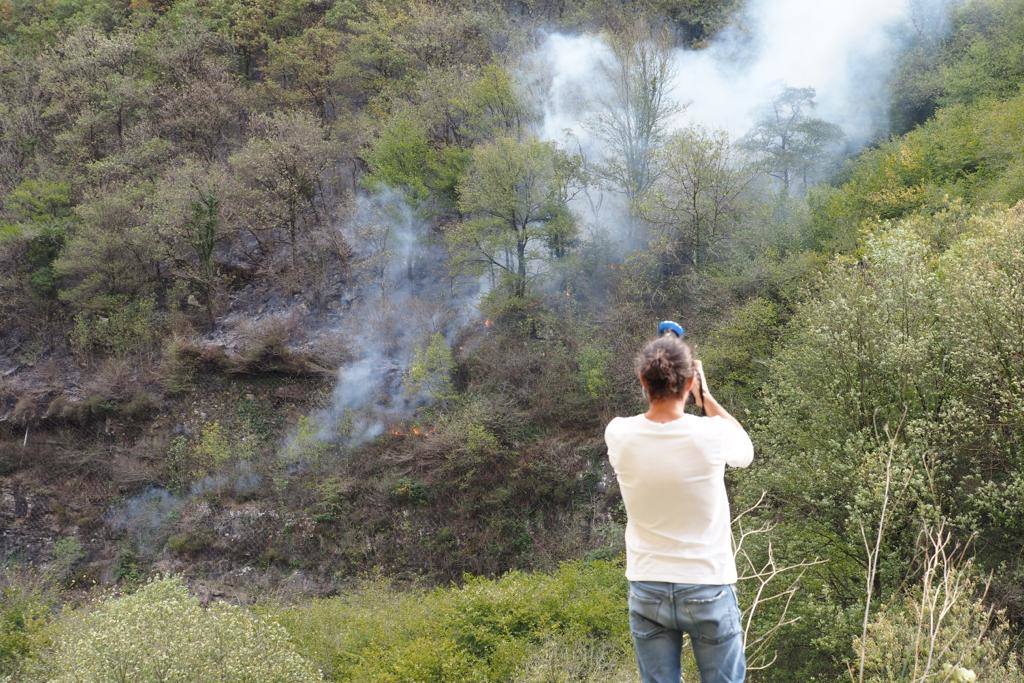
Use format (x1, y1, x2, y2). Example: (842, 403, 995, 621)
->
(390, 424, 430, 438)
(484, 319, 493, 328)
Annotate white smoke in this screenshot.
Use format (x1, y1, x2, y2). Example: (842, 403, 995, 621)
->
(107, 462, 263, 555)
(107, 486, 181, 555)
(304, 189, 482, 449)
(528, 0, 953, 159)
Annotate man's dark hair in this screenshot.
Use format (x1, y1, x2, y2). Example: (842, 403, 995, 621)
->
(635, 335, 694, 400)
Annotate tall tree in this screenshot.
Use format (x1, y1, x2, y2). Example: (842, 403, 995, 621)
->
(641, 127, 756, 268)
(39, 27, 153, 164)
(587, 21, 680, 226)
(264, 25, 345, 120)
(149, 20, 244, 162)
(146, 161, 234, 329)
(740, 87, 843, 199)
(229, 110, 336, 270)
(54, 182, 163, 313)
(451, 137, 581, 297)
(456, 64, 532, 144)
(0, 179, 73, 330)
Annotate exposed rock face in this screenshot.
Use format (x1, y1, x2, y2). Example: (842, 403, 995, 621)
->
(1, 482, 57, 565)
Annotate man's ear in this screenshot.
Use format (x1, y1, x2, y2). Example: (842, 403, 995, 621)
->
(683, 376, 696, 395)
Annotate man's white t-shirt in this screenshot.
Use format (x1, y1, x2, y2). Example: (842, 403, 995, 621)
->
(604, 413, 754, 584)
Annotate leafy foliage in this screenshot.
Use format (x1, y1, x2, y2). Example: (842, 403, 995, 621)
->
(269, 559, 631, 682)
(2, 1, 1024, 681)
(740, 87, 844, 199)
(739, 205, 1024, 675)
(0, 575, 52, 680)
(27, 575, 322, 682)
(452, 137, 582, 296)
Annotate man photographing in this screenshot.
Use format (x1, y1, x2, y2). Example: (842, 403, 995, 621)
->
(604, 324, 754, 682)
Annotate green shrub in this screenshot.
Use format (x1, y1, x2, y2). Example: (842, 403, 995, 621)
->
(0, 575, 52, 679)
(280, 414, 330, 467)
(699, 296, 779, 420)
(166, 529, 215, 557)
(165, 420, 259, 483)
(406, 332, 456, 403)
(194, 420, 236, 468)
(269, 559, 629, 682)
(47, 537, 84, 586)
(740, 203, 1024, 677)
(576, 344, 612, 401)
(30, 575, 322, 682)
(937, 0, 1024, 107)
(70, 296, 161, 358)
(856, 568, 1023, 682)
(809, 94, 1024, 250)
(164, 435, 193, 491)
(113, 545, 141, 586)
(390, 477, 427, 505)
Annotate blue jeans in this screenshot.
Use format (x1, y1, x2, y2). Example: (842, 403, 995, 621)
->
(628, 580, 746, 683)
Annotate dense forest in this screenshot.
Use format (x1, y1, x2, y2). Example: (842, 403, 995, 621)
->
(2, 0, 1024, 680)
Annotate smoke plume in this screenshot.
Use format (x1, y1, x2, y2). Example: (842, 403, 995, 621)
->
(527, 0, 953, 167)
(106, 462, 263, 555)
(303, 189, 481, 449)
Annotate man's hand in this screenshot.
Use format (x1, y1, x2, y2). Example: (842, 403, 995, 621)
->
(691, 360, 744, 431)
(691, 360, 710, 407)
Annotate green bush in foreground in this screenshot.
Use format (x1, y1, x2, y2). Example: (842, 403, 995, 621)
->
(858, 584, 1023, 682)
(268, 559, 634, 682)
(0, 577, 51, 679)
(10, 556, 1018, 682)
(29, 575, 322, 682)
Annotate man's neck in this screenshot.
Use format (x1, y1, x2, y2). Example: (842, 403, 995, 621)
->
(644, 396, 688, 423)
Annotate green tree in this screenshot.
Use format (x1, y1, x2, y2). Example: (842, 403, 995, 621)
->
(334, 1, 495, 109)
(363, 108, 463, 214)
(0, 44, 47, 196)
(264, 25, 345, 119)
(406, 332, 456, 403)
(145, 19, 244, 162)
(0, 178, 73, 330)
(456, 64, 532, 143)
(195, 0, 315, 77)
(641, 127, 756, 267)
(146, 161, 233, 328)
(588, 20, 679, 225)
(229, 110, 336, 270)
(38, 27, 152, 164)
(451, 137, 582, 297)
(54, 182, 163, 314)
(740, 87, 843, 199)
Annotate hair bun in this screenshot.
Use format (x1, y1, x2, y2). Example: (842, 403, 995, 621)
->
(654, 352, 673, 379)
(635, 336, 694, 400)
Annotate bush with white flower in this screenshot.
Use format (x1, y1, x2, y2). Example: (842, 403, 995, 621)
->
(30, 575, 322, 682)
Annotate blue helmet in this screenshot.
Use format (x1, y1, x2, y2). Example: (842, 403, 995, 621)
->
(658, 320, 685, 338)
